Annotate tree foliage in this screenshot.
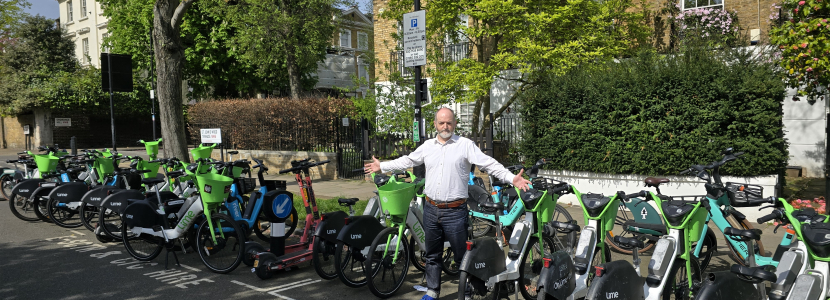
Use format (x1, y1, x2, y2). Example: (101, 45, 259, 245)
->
(379, 0, 651, 133)
(769, 0, 830, 101)
(0, 0, 29, 50)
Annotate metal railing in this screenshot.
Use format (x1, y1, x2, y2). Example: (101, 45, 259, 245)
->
(443, 42, 471, 63)
(389, 51, 414, 78)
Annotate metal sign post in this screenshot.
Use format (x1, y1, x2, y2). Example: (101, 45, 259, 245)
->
(403, 9, 427, 177)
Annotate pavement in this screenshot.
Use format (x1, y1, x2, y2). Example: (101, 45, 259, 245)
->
(0, 147, 788, 299)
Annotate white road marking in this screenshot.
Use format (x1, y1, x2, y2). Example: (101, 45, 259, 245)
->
(230, 278, 314, 292)
(179, 264, 202, 272)
(270, 279, 320, 293)
(68, 229, 86, 236)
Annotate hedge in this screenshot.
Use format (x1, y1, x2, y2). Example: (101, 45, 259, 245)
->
(187, 97, 355, 151)
(519, 49, 788, 176)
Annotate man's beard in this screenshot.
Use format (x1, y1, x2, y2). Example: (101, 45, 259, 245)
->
(439, 130, 453, 139)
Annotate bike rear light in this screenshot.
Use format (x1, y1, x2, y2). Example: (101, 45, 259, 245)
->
(321, 214, 327, 221)
(543, 258, 552, 268)
(344, 217, 350, 225)
(466, 241, 473, 251)
(594, 266, 605, 277)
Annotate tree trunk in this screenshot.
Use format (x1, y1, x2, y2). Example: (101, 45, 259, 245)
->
(153, 0, 189, 161)
(285, 41, 301, 100)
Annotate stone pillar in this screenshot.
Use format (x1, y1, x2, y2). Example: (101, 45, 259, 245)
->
(33, 109, 53, 147)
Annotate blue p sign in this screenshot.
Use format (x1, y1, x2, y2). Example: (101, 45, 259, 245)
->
(411, 18, 417, 28)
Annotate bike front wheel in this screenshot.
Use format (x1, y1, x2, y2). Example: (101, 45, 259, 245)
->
(195, 212, 245, 274)
(79, 203, 99, 232)
(253, 207, 298, 242)
(99, 207, 125, 241)
(365, 227, 410, 298)
(519, 237, 557, 300)
(662, 257, 702, 300)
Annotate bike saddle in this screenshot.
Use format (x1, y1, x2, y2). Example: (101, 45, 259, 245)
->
(801, 222, 830, 257)
(614, 235, 645, 249)
(478, 201, 504, 213)
(547, 220, 580, 234)
(724, 227, 762, 241)
(731, 265, 777, 283)
(227, 150, 239, 155)
(142, 178, 165, 185)
(644, 177, 670, 187)
(338, 198, 359, 206)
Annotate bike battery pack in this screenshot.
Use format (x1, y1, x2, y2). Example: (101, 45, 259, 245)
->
(508, 222, 529, 260)
(788, 273, 823, 300)
(647, 238, 675, 287)
(769, 250, 804, 300)
(573, 228, 596, 275)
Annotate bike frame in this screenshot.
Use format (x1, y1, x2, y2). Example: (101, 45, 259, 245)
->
(569, 188, 616, 299)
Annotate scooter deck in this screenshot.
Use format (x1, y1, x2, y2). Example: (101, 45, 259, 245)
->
(260, 249, 313, 272)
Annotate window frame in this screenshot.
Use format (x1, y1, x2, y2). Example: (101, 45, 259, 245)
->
(339, 29, 352, 48)
(681, 0, 724, 11)
(357, 31, 369, 51)
(67, 0, 74, 22)
(81, 0, 87, 18)
(82, 38, 89, 63)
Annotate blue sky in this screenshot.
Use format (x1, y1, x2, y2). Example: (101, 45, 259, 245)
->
(25, 0, 59, 19)
(23, 0, 372, 21)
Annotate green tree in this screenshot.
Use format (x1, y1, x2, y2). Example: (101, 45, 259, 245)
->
(379, 0, 650, 134)
(221, 0, 342, 99)
(0, 0, 29, 51)
(769, 0, 830, 101)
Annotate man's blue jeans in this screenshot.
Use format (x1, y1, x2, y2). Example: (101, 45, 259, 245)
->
(423, 202, 468, 297)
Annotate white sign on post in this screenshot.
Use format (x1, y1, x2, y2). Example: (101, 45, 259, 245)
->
(55, 118, 71, 127)
(200, 128, 222, 144)
(403, 10, 426, 67)
(23, 125, 30, 135)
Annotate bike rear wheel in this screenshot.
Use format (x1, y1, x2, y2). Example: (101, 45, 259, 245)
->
(312, 238, 339, 280)
(99, 207, 125, 241)
(457, 271, 502, 300)
(606, 202, 658, 254)
(519, 236, 557, 300)
(79, 203, 99, 232)
(46, 197, 82, 228)
(8, 191, 40, 221)
(195, 212, 245, 274)
(336, 241, 369, 288)
(365, 227, 410, 298)
(253, 207, 297, 242)
(121, 218, 164, 261)
(32, 190, 52, 222)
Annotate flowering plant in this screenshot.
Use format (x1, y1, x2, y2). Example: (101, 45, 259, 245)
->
(674, 6, 741, 48)
(789, 197, 827, 214)
(769, 0, 830, 101)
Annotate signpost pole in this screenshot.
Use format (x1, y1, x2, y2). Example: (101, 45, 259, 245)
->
(404, 6, 426, 178)
(106, 53, 117, 151)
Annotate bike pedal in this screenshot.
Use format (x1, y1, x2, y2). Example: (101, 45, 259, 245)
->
(508, 249, 520, 260)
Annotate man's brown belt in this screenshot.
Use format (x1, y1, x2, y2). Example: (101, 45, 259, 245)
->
(426, 196, 467, 209)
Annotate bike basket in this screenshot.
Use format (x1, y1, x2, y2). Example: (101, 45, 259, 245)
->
(136, 161, 160, 179)
(141, 139, 161, 159)
(196, 173, 233, 204)
(94, 157, 115, 181)
(377, 181, 420, 217)
(262, 180, 286, 191)
(190, 144, 216, 160)
(99, 149, 116, 158)
(725, 182, 764, 207)
(33, 154, 59, 173)
(235, 177, 257, 195)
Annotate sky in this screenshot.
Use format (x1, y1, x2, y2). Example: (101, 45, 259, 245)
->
(25, 0, 59, 20)
(21, 0, 372, 21)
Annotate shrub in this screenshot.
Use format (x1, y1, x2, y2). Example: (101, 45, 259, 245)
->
(518, 47, 788, 176)
(187, 97, 355, 151)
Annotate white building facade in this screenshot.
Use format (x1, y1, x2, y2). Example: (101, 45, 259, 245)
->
(56, 0, 109, 68)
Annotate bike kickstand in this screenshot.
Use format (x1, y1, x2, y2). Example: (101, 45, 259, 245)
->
(514, 281, 519, 300)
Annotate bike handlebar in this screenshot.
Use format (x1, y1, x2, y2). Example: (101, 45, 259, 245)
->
(757, 209, 782, 224)
(622, 190, 648, 200)
(278, 160, 331, 174)
(549, 184, 571, 194)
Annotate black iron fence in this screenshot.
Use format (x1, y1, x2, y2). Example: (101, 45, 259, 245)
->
(389, 51, 414, 78)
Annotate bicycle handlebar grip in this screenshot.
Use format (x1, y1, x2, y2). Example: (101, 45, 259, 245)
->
(315, 160, 331, 166)
(351, 168, 365, 173)
(6, 160, 16, 163)
(757, 210, 781, 224)
(549, 184, 571, 194)
(278, 168, 293, 174)
(624, 191, 646, 200)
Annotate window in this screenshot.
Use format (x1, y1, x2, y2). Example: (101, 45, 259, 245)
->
(445, 14, 469, 44)
(358, 63, 368, 82)
(101, 33, 109, 52)
(339, 30, 351, 48)
(357, 32, 369, 50)
(82, 38, 89, 63)
(67, 0, 73, 22)
(81, 0, 87, 18)
(683, 0, 722, 10)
